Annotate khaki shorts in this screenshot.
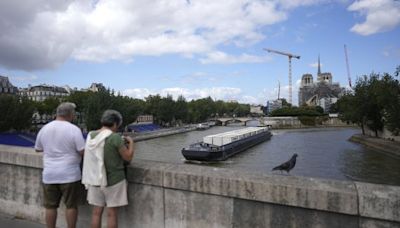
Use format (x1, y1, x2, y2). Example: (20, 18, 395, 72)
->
(87, 180, 128, 207)
(43, 181, 84, 209)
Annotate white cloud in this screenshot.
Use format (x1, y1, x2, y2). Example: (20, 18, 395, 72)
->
(309, 62, 323, 68)
(279, 0, 327, 9)
(0, 0, 328, 71)
(200, 51, 271, 64)
(122, 81, 302, 106)
(382, 46, 400, 58)
(348, 0, 400, 35)
(10, 74, 38, 82)
(260, 79, 301, 105)
(122, 86, 263, 104)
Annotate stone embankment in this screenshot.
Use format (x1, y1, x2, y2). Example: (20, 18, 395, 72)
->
(350, 134, 400, 157)
(0, 145, 399, 227)
(125, 125, 196, 142)
(261, 116, 355, 129)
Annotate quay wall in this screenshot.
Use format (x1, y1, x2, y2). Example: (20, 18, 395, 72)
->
(262, 116, 354, 129)
(0, 145, 399, 228)
(127, 125, 196, 142)
(363, 127, 400, 142)
(350, 134, 400, 157)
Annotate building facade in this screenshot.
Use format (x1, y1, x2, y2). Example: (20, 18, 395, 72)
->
(250, 105, 264, 116)
(298, 56, 344, 112)
(266, 99, 283, 114)
(88, 83, 106, 92)
(19, 84, 70, 102)
(0, 76, 18, 94)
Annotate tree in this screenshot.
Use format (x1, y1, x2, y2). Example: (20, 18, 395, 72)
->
(158, 95, 175, 126)
(174, 95, 188, 123)
(84, 90, 114, 130)
(377, 73, 400, 135)
(337, 69, 400, 136)
(0, 95, 34, 132)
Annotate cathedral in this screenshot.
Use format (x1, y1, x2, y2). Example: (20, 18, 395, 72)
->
(298, 56, 344, 112)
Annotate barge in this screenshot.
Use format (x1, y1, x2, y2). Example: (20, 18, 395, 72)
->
(182, 127, 272, 161)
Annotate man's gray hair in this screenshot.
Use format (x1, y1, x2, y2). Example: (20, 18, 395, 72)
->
(101, 110, 123, 127)
(56, 102, 76, 117)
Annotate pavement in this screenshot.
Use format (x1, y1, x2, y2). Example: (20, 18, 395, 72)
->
(0, 213, 44, 228)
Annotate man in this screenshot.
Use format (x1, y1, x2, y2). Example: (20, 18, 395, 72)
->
(82, 110, 134, 228)
(35, 102, 85, 228)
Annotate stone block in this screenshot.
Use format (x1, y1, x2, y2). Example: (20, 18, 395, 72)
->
(119, 183, 164, 228)
(164, 189, 233, 228)
(163, 163, 358, 215)
(0, 145, 42, 168)
(356, 182, 400, 222)
(232, 198, 358, 228)
(127, 159, 174, 186)
(359, 218, 400, 228)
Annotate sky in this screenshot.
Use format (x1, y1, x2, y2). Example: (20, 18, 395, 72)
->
(0, 0, 399, 105)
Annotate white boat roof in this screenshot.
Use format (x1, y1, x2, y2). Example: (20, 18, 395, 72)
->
(206, 127, 267, 137)
(203, 127, 268, 147)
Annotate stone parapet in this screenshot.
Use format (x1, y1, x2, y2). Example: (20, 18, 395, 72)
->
(0, 145, 399, 227)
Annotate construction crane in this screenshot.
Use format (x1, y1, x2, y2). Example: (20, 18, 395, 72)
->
(344, 44, 352, 88)
(277, 80, 280, 100)
(264, 48, 300, 105)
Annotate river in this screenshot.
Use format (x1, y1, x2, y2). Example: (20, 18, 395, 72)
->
(134, 123, 400, 186)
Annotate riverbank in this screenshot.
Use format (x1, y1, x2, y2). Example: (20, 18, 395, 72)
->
(125, 125, 196, 142)
(261, 116, 356, 129)
(350, 134, 400, 157)
(269, 125, 357, 130)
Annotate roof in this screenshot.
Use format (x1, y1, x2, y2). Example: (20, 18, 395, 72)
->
(27, 84, 68, 93)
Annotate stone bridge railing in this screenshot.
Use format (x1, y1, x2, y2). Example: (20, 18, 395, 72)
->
(211, 117, 255, 126)
(0, 145, 399, 227)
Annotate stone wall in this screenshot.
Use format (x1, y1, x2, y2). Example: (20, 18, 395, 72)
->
(0, 145, 399, 228)
(262, 116, 352, 129)
(364, 127, 400, 142)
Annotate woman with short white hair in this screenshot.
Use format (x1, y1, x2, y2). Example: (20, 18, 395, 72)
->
(82, 110, 134, 228)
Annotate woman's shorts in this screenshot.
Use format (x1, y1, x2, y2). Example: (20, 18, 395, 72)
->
(87, 180, 128, 207)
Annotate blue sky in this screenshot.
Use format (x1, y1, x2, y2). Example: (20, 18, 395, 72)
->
(0, 0, 399, 105)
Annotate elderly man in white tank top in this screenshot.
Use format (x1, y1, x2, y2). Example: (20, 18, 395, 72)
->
(35, 102, 85, 228)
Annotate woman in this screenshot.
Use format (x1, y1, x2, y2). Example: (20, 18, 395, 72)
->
(82, 110, 134, 228)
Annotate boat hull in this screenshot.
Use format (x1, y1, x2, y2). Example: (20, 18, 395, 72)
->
(182, 131, 272, 161)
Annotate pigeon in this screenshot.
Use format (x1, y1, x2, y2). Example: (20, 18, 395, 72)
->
(272, 154, 298, 173)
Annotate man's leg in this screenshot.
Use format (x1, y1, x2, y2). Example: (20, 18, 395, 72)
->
(65, 208, 78, 228)
(43, 184, 62, 228)
(107, 207, 118, 228)
(91, 206, 104, 228)
(61, 181, 82, 228)
(45, 209, 57, 228)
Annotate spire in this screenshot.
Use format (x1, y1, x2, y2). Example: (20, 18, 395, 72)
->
(317, 55, 321, 75)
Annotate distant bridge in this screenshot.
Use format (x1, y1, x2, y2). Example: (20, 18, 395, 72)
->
(209, 117, 256, 126)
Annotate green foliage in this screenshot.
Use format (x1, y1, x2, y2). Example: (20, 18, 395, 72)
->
(0, 95, 34, 132)
(298, 116, 316, 126)
(34, 97, 61, 115)
(337, 68, 400, 136)
(1, 87, 251, 132)
(270, 106, 323, 117)
(328, 102, 338, 113)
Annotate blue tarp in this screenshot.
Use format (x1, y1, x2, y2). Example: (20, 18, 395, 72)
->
(0, 132, 87, 148)
(0, 133, 36, 147)
(127, 123, 161, 133)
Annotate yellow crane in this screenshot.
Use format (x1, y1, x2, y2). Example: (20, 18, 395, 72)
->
(264, 48, 300, 105)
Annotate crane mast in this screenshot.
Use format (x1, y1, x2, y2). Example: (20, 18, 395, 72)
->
(264, 48, 300, 105)
(344, 45, 352, 88)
